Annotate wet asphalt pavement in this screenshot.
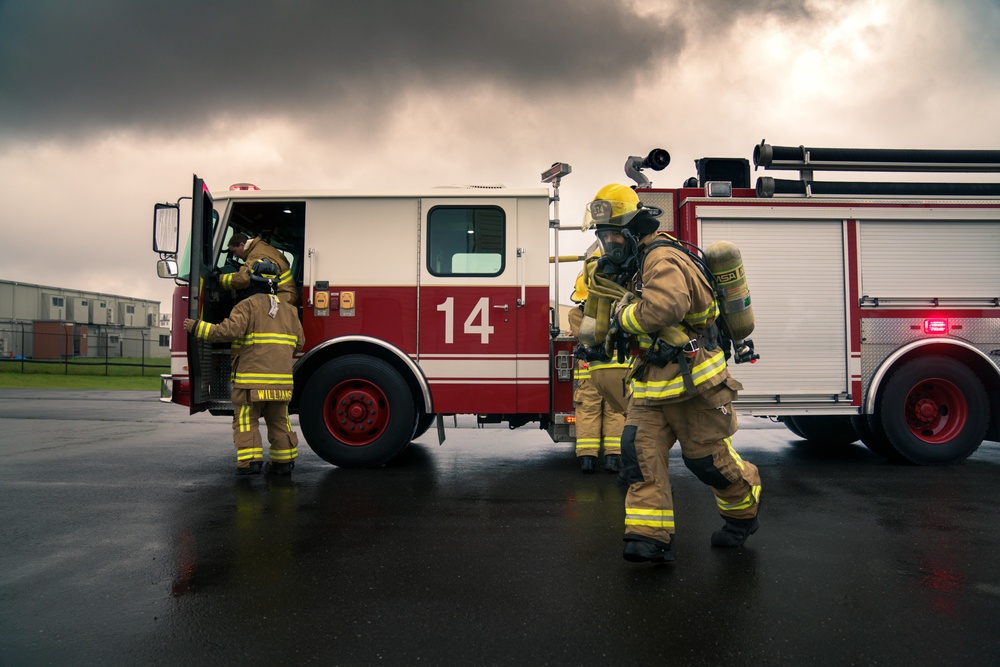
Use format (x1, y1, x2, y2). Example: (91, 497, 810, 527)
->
(2, 389, 1000, 666)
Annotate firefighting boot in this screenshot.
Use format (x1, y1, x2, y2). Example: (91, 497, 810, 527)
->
(711, 515, 759, 547)
(579, 456, 597, 474)
(236, 461, 263, 476)
(623, 537, 675, 564)
(265, 460, 295, 476)
(603, 454, 621, 473)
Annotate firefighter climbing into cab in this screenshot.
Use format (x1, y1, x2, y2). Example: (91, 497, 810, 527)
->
(567, 249, 630, 474)
(583, 183, 761, 564)
(220, 232, 298, 305)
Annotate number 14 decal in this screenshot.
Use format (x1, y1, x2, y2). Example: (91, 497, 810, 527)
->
(436, 297, 496, 344)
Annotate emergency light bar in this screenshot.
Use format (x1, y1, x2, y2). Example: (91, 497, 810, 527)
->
(229, 183, 260, 191)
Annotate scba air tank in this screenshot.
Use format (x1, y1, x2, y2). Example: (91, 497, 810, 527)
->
(704, 240, 755, 341)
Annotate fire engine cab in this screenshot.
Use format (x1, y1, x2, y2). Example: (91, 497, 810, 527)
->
(153, 170, 579, 467)
(152, 142, 1000, 467)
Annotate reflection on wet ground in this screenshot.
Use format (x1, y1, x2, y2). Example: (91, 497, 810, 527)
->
(2, 391, 1000, 665)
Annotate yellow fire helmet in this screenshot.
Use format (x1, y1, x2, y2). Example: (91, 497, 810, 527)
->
(582, 183, 640, 231)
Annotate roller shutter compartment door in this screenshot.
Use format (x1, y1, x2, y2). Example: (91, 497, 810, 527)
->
(701, 218, 849, 400)
(859, 221, 1000, 300)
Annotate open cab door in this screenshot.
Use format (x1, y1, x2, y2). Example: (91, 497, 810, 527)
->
(187, 176, 217, 414)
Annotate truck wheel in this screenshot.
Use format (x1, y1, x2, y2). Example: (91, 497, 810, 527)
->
(412, 412, 436, 440)
(778, 416, 805, 438)
(850, 414, 901, 461)
(879, 355, 989, 465)
(300, 355, 416, 467)
(789, 415, 859, 446)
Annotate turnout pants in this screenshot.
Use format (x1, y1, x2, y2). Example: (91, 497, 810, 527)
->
(589, 365, 629, 416)
(574, 362, 624, 458)
(231, 388, 299, 468)
(621, 380, 760, 545)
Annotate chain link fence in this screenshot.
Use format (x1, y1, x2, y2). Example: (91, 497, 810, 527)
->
(0, 320, 170, 377)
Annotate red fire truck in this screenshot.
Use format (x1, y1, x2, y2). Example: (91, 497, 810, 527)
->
(153, 142, 1000, 467)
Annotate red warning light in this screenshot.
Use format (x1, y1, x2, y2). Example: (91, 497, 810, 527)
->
(923, 319, 948, 335)
(229, 183, 259, 191)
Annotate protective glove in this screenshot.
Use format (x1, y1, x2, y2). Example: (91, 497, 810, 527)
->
(612, 292, 634, 327)
(183, 318, 197, 333)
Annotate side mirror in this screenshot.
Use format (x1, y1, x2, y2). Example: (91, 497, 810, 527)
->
(153, 203, 180, 254)
(156, 258, 178, 279)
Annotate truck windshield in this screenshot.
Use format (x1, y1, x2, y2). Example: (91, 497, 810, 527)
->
(176, 209, 220, 282)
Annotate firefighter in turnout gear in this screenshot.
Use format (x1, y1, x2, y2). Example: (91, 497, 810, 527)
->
(584, 183, 761, 563)
(568, 251, 629, 473)
(220, 233, 298, 306)
(184, 259, 306, 475)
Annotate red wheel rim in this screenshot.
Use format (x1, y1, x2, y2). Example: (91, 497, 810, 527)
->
(322, 378, 390, 447)
(903, 377, 967, 445)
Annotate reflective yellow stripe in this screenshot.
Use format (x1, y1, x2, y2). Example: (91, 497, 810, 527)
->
(587, 359, 629, 371)
(620, 303, 644, 334)
(725, 437, 746, 471)
(717, 485, 761, 511)
(241, 332, 299, 346)
(195, 321, 212, 339)
(575, 438, 600, 452)
(237, 404, 253, 432)
(625, 507, 675, 529)
(603, 436, 621, 447)
(219, 273, 234, 289)
(269, 447, 298, 462)
(684, 301, 719, 327)
(233, 372, 293, 386)
(236, 447, 264, 461)
(574, 368, 591, 380)
(631, 350, 727, 400)
(278, 270, 293, 286)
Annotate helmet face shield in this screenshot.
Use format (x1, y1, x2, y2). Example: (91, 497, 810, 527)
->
(583, 199, 613, 230)
(582, 184, 641, 230)
(583, 201, 641, 231)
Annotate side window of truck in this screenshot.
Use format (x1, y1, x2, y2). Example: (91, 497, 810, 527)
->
(427, 206, 505, 277)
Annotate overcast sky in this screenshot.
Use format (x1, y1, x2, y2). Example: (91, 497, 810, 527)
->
(2, 0, 999, 315)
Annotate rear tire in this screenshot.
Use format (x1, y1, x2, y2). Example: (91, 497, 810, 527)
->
(879, 355, 988, 465)
(851, 414, 901, 460)
(300, 355, 416, 467)
(778, 416, 805, 439)
(789, 415, 859, 446)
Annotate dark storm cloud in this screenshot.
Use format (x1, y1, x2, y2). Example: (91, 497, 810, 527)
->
(0, 0, 690, 139)
(955, 0, 1000, 55)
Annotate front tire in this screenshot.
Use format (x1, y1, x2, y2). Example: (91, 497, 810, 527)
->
(879, 355, 989, 465)
(300, 355, 416, 467)
(412, 412, 436, 440)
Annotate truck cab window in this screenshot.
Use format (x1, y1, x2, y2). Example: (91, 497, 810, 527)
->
(427, 206, 505, 277)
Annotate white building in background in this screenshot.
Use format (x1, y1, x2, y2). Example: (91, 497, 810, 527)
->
(0, 279, 169, 359)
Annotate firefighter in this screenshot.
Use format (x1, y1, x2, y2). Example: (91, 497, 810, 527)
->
(184, 259, 306, 475)
(584, 183, 761, 563)
(568, 252, 629, 474)
(220, 232, 298, 306)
